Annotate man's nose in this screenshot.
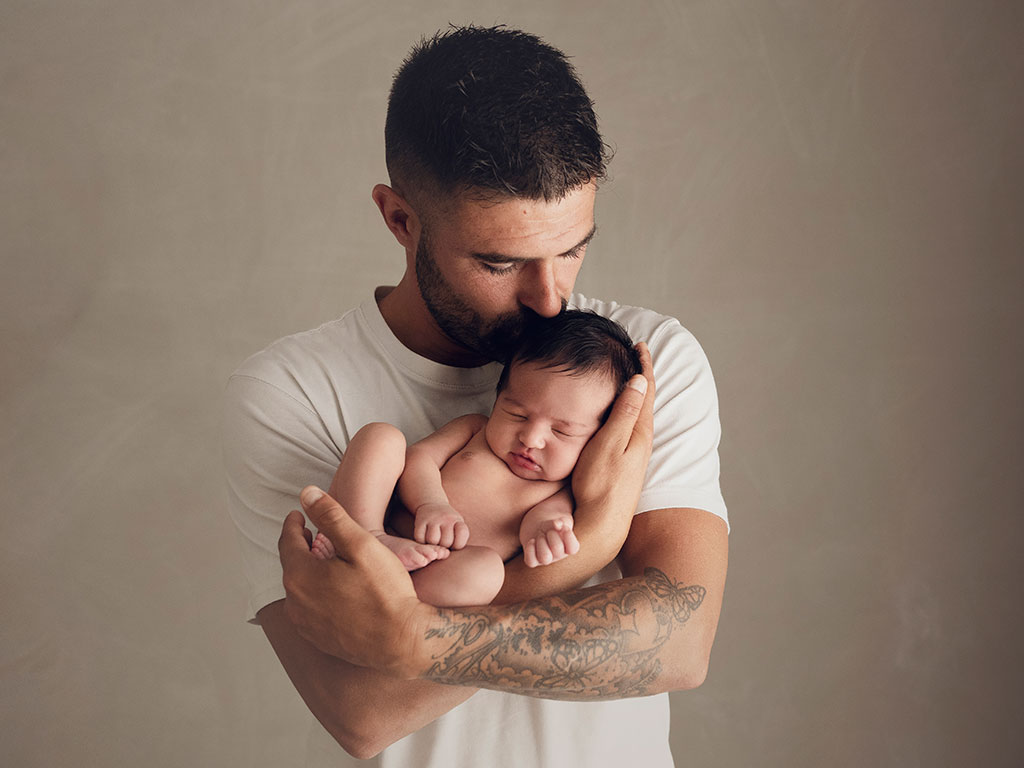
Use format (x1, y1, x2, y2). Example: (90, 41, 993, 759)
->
(517, 261, 563, 318)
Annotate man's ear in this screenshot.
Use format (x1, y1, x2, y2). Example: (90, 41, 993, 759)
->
(372, 184, 421, 251)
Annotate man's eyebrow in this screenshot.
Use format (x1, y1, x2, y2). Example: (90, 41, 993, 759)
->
(471, 224, 598, 264)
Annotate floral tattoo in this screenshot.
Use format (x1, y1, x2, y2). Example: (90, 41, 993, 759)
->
(423, 568, 706, 699)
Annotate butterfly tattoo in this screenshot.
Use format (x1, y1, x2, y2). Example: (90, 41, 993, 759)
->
(644, 568, 706, 624)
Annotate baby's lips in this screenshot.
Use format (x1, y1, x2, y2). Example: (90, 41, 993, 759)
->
(510, 451, 541, 471)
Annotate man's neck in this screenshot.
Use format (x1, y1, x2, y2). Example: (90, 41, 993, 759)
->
(375, 282, 490, 369)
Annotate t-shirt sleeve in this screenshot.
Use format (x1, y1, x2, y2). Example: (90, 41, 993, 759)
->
(222, 372, 344, 622)
(638, 318, 729, 530)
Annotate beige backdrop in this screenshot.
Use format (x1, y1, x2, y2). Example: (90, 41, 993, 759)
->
(3, 1, 1022, 766)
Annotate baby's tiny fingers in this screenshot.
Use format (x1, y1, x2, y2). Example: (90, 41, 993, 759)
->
(544, 529, 566, 560)
(524, 539, 538, 568)
(534, 537, 553, 565)
(453, 522, 470, 550)
(564, 529, 580, 556)
(425, 522, 441, 545)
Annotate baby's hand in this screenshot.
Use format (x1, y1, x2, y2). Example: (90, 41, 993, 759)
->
(523, 517, 579, 568)
(414, 502, 470, 549)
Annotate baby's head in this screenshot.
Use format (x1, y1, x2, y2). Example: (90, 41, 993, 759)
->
(486, 310, 642, 482)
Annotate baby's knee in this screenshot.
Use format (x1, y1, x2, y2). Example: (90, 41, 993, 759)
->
(413, 546, 505, 607)
(355, 422, 406, 452)
(452, 546, 505, 605)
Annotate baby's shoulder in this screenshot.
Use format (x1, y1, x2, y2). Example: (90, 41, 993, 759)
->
(462, 412, 489, 430)
(442, 412, 488, 433)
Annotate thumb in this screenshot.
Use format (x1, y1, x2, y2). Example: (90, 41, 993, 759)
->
(597, 377, 648, 452)
(299, 486, 376, 563)
(590, 342, 654, 454)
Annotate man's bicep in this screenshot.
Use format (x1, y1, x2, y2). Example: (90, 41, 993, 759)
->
(223, 374, 341, 619)
(617, 507, 728, 686)
(643, 319, 728, 528)
(618, 507, 727, 591)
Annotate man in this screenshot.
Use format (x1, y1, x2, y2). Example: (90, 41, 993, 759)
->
(223, 25, 729, 767)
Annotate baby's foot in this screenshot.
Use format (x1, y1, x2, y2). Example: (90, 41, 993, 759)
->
(375, 532, 450, 571)
(311, 532, 337, 560)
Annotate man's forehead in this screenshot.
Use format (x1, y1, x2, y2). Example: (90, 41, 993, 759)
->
(441, 184, 597, 253)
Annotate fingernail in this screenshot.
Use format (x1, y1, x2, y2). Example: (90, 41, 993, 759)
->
(301, 486, 324, 505)
(627, 375, 647, 394)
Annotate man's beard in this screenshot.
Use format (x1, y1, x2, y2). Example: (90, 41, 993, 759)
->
(414, 236, 566, 362)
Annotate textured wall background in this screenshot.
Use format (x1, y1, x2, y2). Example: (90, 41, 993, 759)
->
(2, 1, 1022, 765)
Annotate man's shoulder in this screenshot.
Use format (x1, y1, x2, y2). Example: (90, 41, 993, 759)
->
(569, 293, 700, 352)
(230, 305, 368, 387)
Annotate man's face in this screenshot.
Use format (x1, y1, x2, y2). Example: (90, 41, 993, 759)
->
(485, 361, 616, 482)
(413, 184, 596, 362)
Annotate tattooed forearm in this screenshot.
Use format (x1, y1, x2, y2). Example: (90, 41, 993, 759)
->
(422, 568, 706, 700)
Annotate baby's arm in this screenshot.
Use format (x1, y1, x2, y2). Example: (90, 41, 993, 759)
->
(518, 487, 580, 568)
(399, 414, 487, 549)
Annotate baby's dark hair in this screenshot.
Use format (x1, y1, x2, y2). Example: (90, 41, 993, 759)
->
(496, 310, 642, 397)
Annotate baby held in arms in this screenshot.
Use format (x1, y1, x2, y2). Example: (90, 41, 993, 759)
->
(312, 310, 642, 606)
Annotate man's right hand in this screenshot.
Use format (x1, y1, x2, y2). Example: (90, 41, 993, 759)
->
(278, 486, 433, 677)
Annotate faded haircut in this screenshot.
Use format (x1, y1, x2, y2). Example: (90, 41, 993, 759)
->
(496, 310, 642, 397)
(385, 25, 610, 204)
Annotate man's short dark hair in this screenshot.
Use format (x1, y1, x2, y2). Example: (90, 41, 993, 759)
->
(385, 25, 610, 203)
(496, 310, 642, 399)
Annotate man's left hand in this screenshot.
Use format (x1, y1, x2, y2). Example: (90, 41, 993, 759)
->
(570, 342, 655, 529)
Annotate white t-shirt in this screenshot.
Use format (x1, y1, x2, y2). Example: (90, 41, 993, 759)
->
(223, 291, 727, 767)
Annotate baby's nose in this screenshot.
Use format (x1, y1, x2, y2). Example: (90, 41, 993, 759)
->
(518, 424, 545, 449)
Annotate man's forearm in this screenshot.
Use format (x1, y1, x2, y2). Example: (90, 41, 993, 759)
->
(260, 600, 477, 759)
(496, 494, 635, 604)
(415, 567, 709, 699)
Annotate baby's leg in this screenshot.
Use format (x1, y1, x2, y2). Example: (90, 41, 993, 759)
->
(318, 422, 448, 569)
(410, 546, 506, 607)
(311, 530, 450, 570)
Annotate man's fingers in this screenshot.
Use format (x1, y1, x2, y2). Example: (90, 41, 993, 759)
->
(299, 485, 376, 562)
(278, 509, 312, 567)
(595, 342, 654, 454)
